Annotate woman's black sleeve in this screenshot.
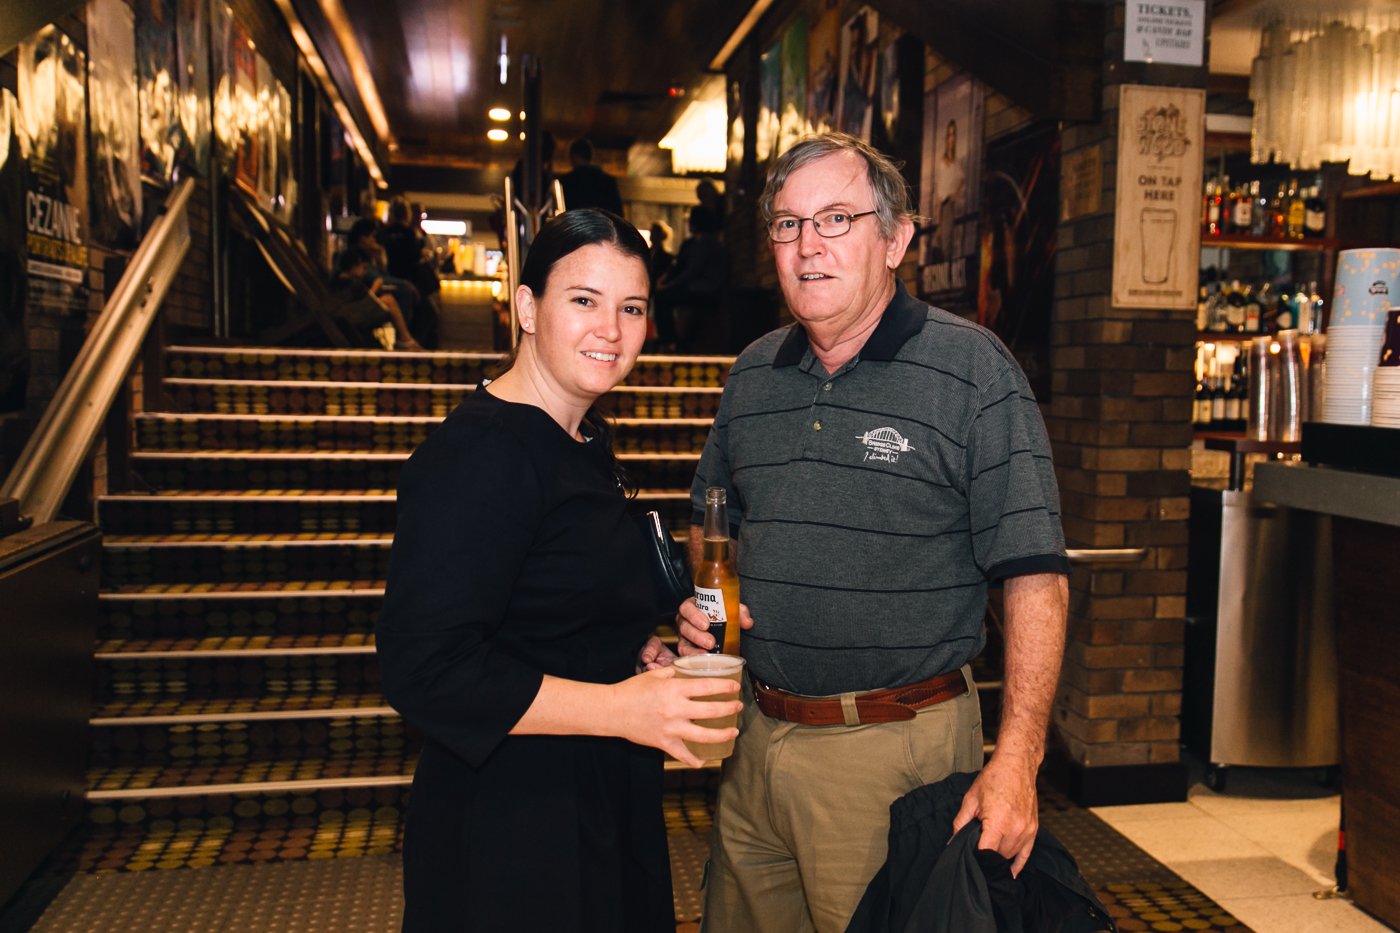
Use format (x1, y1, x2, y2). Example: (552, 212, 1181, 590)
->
(376, 426, 546, 767)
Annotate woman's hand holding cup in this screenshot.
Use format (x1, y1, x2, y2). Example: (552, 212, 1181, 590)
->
(610, 665, 743, 768)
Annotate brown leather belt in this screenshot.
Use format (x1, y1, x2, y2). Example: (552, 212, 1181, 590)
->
(751, 668, 968, 726)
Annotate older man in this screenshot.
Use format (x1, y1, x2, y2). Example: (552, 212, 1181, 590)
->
(678, 133, 1069, 932)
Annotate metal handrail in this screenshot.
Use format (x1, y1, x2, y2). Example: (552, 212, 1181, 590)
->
(503, 175, 521, 350)
(1066, 547, 1148, 564)
(1, 178, 194, 524)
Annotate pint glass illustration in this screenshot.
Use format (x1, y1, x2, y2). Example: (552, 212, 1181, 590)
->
(1139, 207, 1177, 284)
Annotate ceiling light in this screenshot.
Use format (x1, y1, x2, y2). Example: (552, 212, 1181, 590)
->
(421, 219, 468, 236)
(659, 96, 726, 174)
(488, 107, 511, 122)
(487, 128, 509, 142)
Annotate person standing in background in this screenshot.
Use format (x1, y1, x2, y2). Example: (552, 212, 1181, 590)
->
(559, 138, 624, 215)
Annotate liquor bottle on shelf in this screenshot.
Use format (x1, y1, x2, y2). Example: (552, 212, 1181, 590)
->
(1206, 286, 1229, 333)
(1222, 371, 1239, 426)
(1204, 177, 1224, 236)
(1232, 356, 1250, 430)
(1250, 181, 1270, 237)
(1243, 285, 1262, 333)
(1207, 373, 1224, 425)
(1304, 184, 1327, 238)
(1194, 374, 1211, 426)
(1286, 178, 1306, 239)
(1271, 183, 1289, 237)
(1230, 181, 1253, 234)
(1196, 286, 1210, 332)
(1224, 280, 1247, 332)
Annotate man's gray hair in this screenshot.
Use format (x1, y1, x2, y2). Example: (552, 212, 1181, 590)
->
(759, 133, 914, 240)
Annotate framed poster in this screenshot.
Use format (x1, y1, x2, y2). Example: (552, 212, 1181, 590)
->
(230, 22, 258, 194)
(835, 7, 877, 141)
(176, 0, 210, 175)
(211, 0, 235, 172)
(918, 72, 983, 308)
(18, 25, 89, 284)
(137, 0, 180, 185)
(0, 89, 27, 413)
(978, 122, 1060, 400)
(1112, 84, 1204, 310)
(88, 0, 142, 248)
(777, 15, 808, 157)
(807, 0, 840, 135)
(876, 23, 902, 144)
(757, 40, 781, 164)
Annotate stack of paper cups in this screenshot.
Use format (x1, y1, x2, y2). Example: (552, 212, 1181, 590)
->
(1322, 249, 1400, 424)
(1372, 309, 1400, 428)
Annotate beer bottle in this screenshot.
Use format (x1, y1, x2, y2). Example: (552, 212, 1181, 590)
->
(695, 487, 742, 655)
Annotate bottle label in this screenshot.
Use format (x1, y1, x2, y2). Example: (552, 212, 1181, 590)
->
(695, 586, 729, 654)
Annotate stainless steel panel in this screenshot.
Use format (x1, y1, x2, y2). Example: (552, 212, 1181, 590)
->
(1211, 491, 1338, 767)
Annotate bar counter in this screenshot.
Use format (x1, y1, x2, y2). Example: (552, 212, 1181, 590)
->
(1255, 461, 1400, 928)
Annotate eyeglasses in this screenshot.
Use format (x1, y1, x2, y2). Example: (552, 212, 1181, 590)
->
(767, 209, 877, 243)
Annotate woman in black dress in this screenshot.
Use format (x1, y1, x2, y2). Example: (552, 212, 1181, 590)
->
(377, 209, 740, 932)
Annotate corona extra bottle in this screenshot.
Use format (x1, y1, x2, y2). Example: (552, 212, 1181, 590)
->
(695, 487, 742, 655)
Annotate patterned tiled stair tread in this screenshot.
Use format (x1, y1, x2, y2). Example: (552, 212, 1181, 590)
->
(104, 581, 387, 595)
(98, 633, 376, 653)
(89, 719, 414, 772)
(87, 750, 418, 792)
(163, 383, 722, 419)
(99, 597, 382, 643)
(93, 691, 393, 720)
(102, 550, 392, 587)
(112, 489, 397, 498)
(163, 347, 732, 388)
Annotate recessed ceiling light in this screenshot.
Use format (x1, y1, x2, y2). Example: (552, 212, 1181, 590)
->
(487, 128, 509, 142)
(488, 107, 511, 122)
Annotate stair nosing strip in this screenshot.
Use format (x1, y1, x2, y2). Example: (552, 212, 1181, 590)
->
(95, 645, 377, 660)
(164, 377, 477, 391)
(90, 706, 397, 725)
(99, 587, 387, 600)
(165, 345, 737, 364)
(130, 450, 411, 461)
(99, 492, 396, 502)
(99, 489, 688, 503)
(103, 536, 394, 548)
(137, 412, 441, 423)
(128, 450, 701, 461)
(162, 377, 724, 395)
(136, 412, 714, 426)
(85, 773, 414, 800)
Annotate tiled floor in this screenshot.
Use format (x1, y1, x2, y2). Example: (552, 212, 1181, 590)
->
(3, 772, 1262, 932)
(1094, 768, 1391, 933)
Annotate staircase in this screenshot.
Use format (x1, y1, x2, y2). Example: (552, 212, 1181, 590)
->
(80, 346, 732, 871)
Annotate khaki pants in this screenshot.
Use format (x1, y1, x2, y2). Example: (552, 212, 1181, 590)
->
(701, 667, 983, 933)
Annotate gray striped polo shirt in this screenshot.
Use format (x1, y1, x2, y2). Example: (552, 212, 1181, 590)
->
(690, 281, 1069, 696)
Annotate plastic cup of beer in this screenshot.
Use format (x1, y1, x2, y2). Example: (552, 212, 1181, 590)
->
(673, 654, 745, 761)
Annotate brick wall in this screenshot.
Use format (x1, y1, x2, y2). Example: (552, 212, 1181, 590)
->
(1044, 2, 1206, 800)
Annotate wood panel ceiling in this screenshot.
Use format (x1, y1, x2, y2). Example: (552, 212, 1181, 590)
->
(340, 0, 750, 171)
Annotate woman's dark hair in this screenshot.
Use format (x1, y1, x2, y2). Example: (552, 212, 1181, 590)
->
(519, 208, 648, 294)
(513, 208, 650, 496)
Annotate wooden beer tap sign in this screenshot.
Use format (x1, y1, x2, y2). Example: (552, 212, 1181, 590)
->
(1112, 84, 1205, 310)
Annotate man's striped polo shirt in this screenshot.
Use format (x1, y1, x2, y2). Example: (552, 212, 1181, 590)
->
(690, 281, 1069, 697)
